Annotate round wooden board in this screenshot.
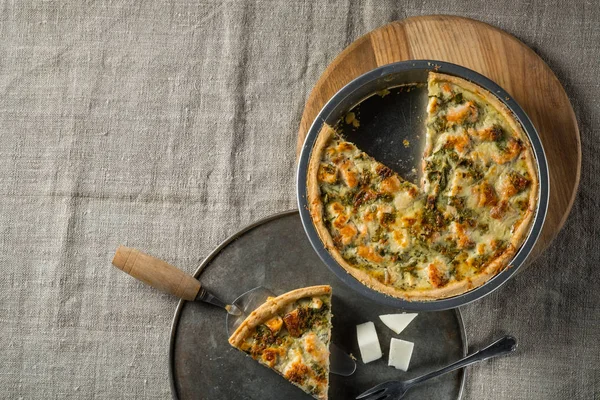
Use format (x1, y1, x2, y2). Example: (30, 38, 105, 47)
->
(296, 15, 581, 260)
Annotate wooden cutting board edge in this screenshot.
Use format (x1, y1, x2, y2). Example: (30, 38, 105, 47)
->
(295, 15, 581, 260)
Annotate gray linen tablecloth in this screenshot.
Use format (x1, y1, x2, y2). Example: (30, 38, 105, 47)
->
(1, 1, 598, 399)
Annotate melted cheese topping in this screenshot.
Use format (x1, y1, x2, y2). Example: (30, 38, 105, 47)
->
(239, 295, 331, 400)
(315, 74, 535, 295)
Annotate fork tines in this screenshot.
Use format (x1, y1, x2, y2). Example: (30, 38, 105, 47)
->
(355, 382, 392, 400)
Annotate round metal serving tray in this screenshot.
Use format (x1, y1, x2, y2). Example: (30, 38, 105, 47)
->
(169, 211, 467, 400)
(297, 60, 549, 311)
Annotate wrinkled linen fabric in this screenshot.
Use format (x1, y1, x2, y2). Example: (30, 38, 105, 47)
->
(0, 0, 598, 399)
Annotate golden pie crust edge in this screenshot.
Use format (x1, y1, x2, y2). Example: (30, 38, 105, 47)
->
(228, 285, 332, 347)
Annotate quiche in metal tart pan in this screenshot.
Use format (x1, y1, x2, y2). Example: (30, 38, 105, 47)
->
(298, 62, 548, 308)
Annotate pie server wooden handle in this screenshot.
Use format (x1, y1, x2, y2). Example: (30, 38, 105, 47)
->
(112, 245, 201, 301)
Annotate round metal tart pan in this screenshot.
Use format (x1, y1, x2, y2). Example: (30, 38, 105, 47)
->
(297, 60, 549, 311)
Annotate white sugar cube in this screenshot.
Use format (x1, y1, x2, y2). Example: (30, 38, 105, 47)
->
(379, 313, 418, 334)
(356, 321, 382, 364)
(388, 338, 414, 371)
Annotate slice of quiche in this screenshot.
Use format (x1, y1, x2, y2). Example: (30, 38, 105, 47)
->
(228, 285, 332, 400)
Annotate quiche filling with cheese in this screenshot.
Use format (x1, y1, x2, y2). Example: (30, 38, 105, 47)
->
(307, 72, 538, 300)
(229, 286, 332, 400)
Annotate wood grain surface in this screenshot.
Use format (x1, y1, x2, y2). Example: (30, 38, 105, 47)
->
(296, 15, 581, 259)
(112, 245, 201, 300)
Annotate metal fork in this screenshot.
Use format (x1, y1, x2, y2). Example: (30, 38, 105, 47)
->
(356, 335, 517, 400)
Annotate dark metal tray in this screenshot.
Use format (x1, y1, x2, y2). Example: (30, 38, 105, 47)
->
(169, 211, 467, 400)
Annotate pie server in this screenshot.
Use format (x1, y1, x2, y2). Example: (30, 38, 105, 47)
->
(112, 245, 356, 376)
